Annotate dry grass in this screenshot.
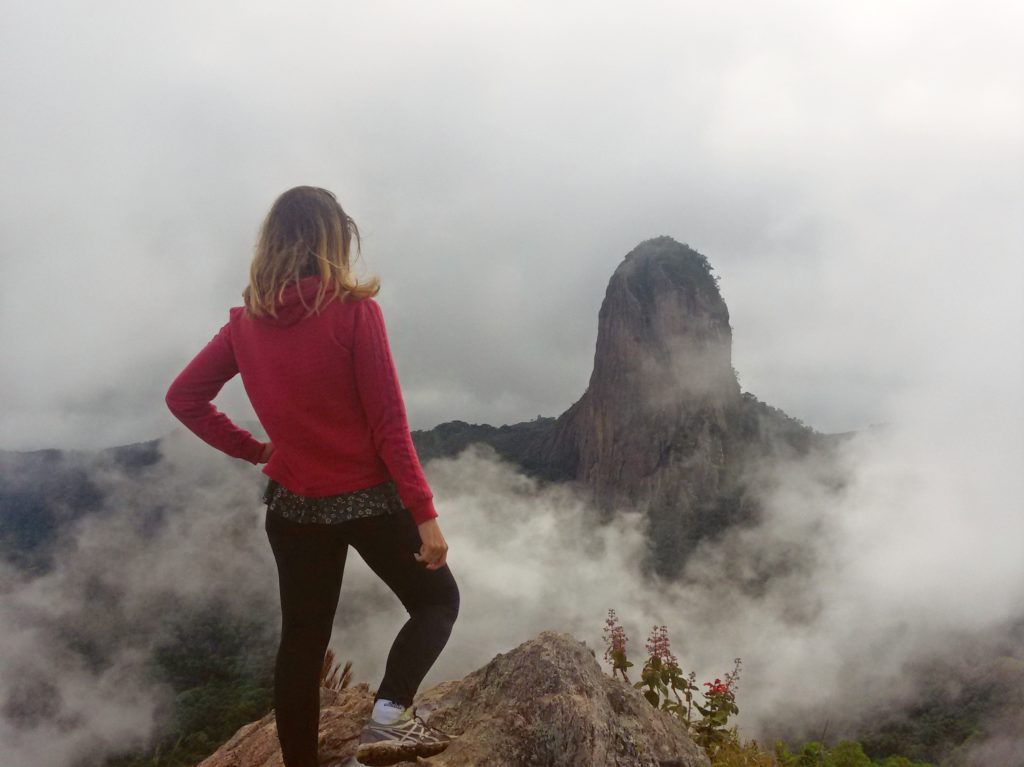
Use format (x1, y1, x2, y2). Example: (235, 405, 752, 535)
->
(710, 739, 778, 766)
(320, 647, 354, 690)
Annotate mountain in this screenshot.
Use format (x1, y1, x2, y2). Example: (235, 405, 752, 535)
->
(0, 441, 161, 573)
(0, 237, 833, 582)
(1, 237, 1015, 767)
(413, 236, 832, 579)
(195, 630, 710, 767)
(537, 236, 762, 578)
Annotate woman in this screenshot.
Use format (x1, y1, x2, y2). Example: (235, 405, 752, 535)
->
(165, 186, 460, 767)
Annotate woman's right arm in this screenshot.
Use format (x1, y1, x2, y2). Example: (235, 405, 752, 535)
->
(351, 298, 439, 526)
(413, 518, 449, 570)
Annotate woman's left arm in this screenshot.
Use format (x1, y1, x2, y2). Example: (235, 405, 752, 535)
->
(165, 320, 267, 464)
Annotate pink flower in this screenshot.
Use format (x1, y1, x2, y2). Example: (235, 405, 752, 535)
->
(644, 624, 678, 666)
(603, 609, 628, 663)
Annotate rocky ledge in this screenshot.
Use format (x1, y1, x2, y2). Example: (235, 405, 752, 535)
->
(196, 630, 709, 767)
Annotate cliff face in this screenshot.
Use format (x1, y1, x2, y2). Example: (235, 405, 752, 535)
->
(536, 237, 752, 577)
(411, 235, 822, 580)
(196, 630, 710, 767)
(0, 238, 817, 588)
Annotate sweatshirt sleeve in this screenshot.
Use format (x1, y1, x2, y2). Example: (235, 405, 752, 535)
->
(352, 298, 438, 525)
(165, 318, 266, 465)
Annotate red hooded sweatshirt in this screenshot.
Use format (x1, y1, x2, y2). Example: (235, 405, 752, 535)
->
(165, 276, 438, 525)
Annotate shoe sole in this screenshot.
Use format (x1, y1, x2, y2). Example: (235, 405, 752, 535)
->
(355, 739, 450, 766)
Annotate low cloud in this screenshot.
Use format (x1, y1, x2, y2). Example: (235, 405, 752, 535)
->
(3, 359, 1023, 762)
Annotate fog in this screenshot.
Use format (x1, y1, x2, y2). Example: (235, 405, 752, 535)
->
(2, 1, 1020, 449)
(3, 377, 1022, 763)
(2, 1, 1022, 765)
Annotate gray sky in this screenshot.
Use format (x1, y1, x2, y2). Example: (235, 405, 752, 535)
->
(1, 4, 1023, 762)
(2, 0, 1020, 449)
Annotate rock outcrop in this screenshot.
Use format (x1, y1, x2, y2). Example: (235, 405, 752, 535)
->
(535, 237, 754, 578)
(410, 236, 824, 580)
(538, 236, 741, 498)
(196, 630, 710, 767)
(0, 237, 820, 586)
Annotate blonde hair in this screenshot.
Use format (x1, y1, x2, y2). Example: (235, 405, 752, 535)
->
(243, 186, 380, 317)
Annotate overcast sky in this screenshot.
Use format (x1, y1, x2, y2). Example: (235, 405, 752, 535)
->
(2, 4, 1023, 763)
(1, 0, 1021, 450)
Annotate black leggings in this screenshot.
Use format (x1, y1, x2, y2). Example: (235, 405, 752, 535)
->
(265, 506, 460, 767)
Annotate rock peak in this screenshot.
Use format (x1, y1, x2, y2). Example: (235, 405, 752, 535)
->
(531, 237, 753, 576)
(614, 236, 723, 312)
(623, 234, 703, 260)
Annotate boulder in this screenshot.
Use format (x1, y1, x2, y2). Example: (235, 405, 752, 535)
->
(196, 630, 709, 767)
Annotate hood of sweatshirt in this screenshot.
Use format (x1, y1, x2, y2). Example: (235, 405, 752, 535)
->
(256, 276, 329, 328)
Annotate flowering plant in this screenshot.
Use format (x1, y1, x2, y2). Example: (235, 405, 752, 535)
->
(601, 609, 742, 760)
(602, 608, 633, 682)
(690, 659, 742, 754)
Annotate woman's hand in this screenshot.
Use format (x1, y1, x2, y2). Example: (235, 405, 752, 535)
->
(413, 518, 449, 570)
(258, 442, 275, 464)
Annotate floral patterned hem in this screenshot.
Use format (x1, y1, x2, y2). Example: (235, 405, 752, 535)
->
(263, 478, 404, 525)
